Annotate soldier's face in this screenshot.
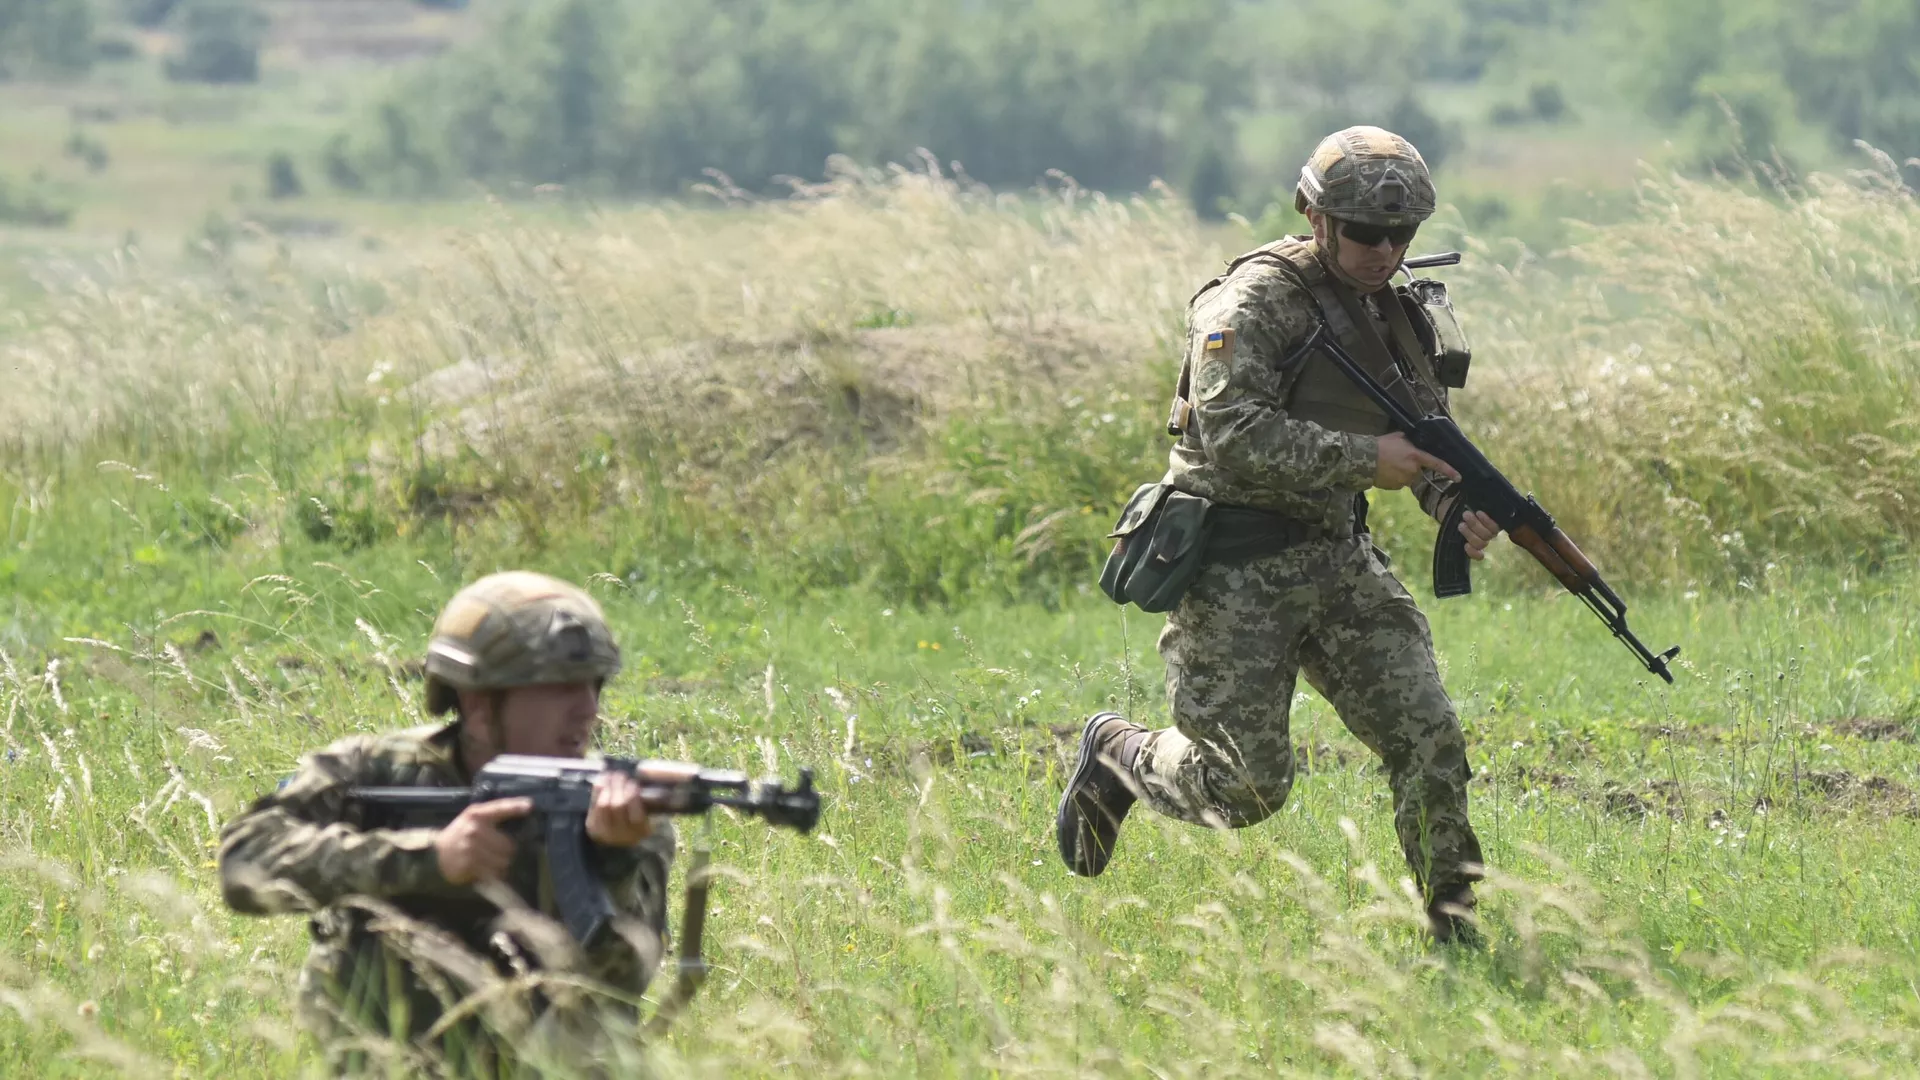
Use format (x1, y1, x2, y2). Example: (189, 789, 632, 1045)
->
(1309, 210, 1409, 290)
(485, 681, 603, 758)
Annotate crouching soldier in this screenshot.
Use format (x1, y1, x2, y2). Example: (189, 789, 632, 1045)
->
(220, 571, 673, 1074)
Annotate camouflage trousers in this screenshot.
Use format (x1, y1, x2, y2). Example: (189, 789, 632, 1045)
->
(296, 916, 641, 1078)
(1133, 534, 1485, 896)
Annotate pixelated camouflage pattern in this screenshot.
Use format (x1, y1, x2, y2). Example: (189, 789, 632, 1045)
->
(1293, 125, 1436, 226)
(219, 722, 674, 1068)
(1166, 235, 1456, 530)
(424, 571, 623, 715)
(1134, 232, 1484, 898)
(1134, 536, 1484, 896)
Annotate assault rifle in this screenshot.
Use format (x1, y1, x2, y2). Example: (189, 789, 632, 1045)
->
(348, 755, 821, 945)
(1287, 322, 1680, 683)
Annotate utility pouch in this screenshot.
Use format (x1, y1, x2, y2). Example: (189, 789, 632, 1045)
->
(1404, 278, 1472, 388)
(1098, 483, 1214, 613)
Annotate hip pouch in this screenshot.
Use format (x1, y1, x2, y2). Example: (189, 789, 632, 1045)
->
(1098, 483, 1214, 613)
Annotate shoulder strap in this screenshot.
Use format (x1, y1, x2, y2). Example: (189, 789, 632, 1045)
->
(1188, 236, 1314, 305)
(1381, 287, 1448, 414)
(1306, 273, 1425, 417)
(1172, 238, 1312, 435)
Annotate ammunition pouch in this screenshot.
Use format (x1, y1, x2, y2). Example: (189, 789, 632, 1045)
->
(1403, 278, 1471, 388)
(1100, 484, 1212, 613)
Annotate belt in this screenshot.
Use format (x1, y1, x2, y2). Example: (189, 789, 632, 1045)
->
(1205, 493, 1369, 565)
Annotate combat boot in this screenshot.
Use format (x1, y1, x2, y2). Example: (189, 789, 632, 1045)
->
(1427, 885, 1483, 948)
(1056, 712, 1147, 877)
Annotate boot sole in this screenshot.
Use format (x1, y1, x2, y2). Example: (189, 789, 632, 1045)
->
(1056, 711, 1126, 876)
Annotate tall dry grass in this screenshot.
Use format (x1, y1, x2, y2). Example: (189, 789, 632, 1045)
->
(1457, 160, 1920, 584)
(3, 157, 1916, 596)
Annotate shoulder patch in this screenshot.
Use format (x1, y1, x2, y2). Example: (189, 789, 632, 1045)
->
(1193, 328, 1235, 401)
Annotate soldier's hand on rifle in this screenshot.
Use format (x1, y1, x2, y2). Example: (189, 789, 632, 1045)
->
(1374, 432, 1460, 491)
(1459, 509, 1502, 561)
(585, 769, 653, 848)
(435, 797, 532, 885)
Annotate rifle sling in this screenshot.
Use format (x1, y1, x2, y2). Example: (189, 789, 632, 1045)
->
(1309, 276, 1424, 419)
(643, 843, 714, 1036)
(1381, 288, 1440, 396)
(1310, 272, 1463, 513)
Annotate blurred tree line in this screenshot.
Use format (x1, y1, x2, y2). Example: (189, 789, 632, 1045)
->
(3, 0, 1919, 206)
(325, 0, 1920, 205)
(1624, 0, 1920, 174)
(0, 0, 95, 76)
(327, 0, 1477, 207)
(0, 0, 267, 83)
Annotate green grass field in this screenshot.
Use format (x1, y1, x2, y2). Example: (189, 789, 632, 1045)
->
(3, 72, 1920, 1074)
(3, 538, 1918, 1077)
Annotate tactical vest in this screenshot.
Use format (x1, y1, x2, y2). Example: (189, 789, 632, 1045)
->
(1169, 237, 1468, 441)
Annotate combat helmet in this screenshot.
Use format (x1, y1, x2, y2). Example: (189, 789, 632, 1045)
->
(423, 571, 622, 715)
(1293, 125, 1436, 226)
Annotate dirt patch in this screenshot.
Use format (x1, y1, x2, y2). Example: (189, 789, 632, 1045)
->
(405, 317, 1142, 472)
(1293, 742, 1362, 774)
(919, 732, 997, 766)
(1505, 765, 1579, 793)
(1631, 722, 1727, 746)
(1830, 717, 1916, 743)
(1793, 770, 1919, 817)
(1600, 779, 1685, 821)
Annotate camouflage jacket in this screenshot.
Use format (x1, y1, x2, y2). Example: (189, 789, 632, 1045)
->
(1165, 235, 1457, 531)
(218, 723, 675, 1051)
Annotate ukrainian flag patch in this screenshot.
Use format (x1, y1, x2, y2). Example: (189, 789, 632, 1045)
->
(1205, 330, 1227, 350)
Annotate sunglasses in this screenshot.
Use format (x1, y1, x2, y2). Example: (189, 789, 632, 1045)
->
(1337, 219, 1420, 248)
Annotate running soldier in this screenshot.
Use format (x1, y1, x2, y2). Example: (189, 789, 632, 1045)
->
(1060, 127, 1500, 943)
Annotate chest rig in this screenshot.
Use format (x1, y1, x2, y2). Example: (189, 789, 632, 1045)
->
(1168, 237, 1470, 439)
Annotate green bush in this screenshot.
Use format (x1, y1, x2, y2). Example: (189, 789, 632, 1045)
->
(1623, 0, 1920, 164)
(265, 152, 304, 199)
(0, 0, 95, 75)
(0, 173, 74, 227)
(164, 0, 265, 85)
(124, 0, 182, 28)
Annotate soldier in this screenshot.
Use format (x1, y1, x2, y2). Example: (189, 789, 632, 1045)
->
(1059, 127, 1501, 943)
(220, 571, 674, 1073)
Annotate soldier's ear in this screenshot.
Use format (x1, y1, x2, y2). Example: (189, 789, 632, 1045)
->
(455, 688, 490, 728)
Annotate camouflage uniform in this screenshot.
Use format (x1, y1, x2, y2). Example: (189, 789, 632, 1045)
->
(1063, 128, 1485, 909)
(219, 573, 674, 1074)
